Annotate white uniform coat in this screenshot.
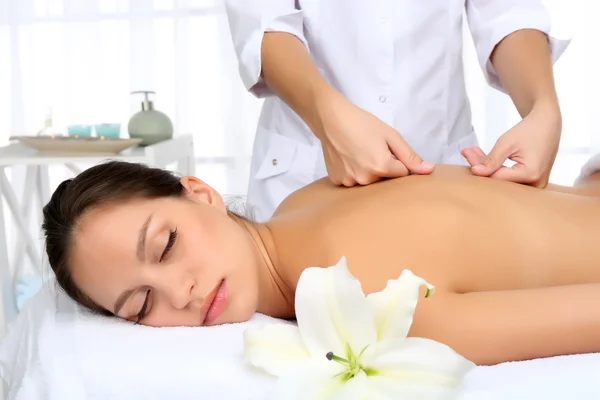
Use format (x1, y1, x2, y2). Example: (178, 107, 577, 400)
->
(225, 0, 569, 221)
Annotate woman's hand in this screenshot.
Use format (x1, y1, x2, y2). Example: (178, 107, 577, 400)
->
(461, 105, 562, 188)
(257, 32, 434, 187)
(313, 90, 435, 187)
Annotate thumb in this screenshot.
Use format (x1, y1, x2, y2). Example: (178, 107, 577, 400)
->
(387, 136, 435, 175)
(472, 139, 513, 177)
(380, 155, 410, 178)
(489, 164, 529, 183)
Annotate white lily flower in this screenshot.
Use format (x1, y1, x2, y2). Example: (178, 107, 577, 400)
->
(243, 257, 476, 400)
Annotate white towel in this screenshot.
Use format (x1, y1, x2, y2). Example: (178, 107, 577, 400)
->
(43, 308, 280, 399)
(3, 284, 600, 399)
(463, 353, 600, 399)
(0, 284, 279, 399)
(39, 314, 600, 399)
(575, 153, 600, 185)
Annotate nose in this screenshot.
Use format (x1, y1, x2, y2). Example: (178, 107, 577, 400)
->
(161, 274, 196, 310)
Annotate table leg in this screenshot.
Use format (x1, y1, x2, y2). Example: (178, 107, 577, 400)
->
(0, 168, 18, 334)
(12, 166, 38, 286)
(0, 172, 42, 273)
(36, 165, 52, 272)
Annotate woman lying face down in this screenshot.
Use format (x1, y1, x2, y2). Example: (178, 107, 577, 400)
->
(43, 161, 271, 327)
(43, 160, 600, 365)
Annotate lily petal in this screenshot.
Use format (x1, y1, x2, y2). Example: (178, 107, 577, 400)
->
(367, 269, 435, 341)
(271, 358, 345, 400)
(327, 370, 372, 400)
(295, 257, 377, 358)
(363, 337, 475, 390)
(243, 322, 310, 377)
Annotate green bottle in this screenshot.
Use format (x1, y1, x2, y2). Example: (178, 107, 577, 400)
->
(127, 91, 174, 146)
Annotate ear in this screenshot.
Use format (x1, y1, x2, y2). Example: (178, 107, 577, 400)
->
(179, 176, 226, 213)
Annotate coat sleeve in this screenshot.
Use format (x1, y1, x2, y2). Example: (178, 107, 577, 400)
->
(224, 0, 310, 98)
(465, 0, 571, 93)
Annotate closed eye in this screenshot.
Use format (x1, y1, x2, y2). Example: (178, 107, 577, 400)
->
(160, 228, 177, 262)
(135, 289, 151, 324)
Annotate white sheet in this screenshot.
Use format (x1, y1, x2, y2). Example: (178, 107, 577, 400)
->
(2, 284, 599, 399)
(575, 152, 600, 184)
(464, 353, 600, 399)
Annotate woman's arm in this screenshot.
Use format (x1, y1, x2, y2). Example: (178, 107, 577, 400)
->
(409, 284, 600, 365)
(465, 0, 569, 96)
(224, 0, 311, 98)
(463, 1, 569, 186)
(223, 0, 336, 138)
(260, 32, 335, 140)
(490, 29, 559, 118)
(226, 1, 434, 185)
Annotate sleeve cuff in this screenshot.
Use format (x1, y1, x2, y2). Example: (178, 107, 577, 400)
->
(240, 9, 309, 98)
(474, 12, 572, 93)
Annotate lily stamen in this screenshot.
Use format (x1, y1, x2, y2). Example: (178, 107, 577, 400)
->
(325, 351, 351, 366)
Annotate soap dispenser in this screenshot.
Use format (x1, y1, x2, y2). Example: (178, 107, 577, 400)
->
(36, 106, 64, 137)
(127, 91, 174, 146)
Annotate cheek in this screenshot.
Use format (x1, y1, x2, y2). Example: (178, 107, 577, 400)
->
(199, 218, 246, 272)
(180, 219, 228, 276)
(179, 208, 257, 292)
(213, 220, 259, 291)
(179, 209, 225, 258)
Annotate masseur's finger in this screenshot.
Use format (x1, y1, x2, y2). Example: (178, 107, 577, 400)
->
(464, 146, 520, 180)
(387, 135, 435, 175)
(471, 139, 514, 177)
(461, 147, 486, 167)
(382, 152, 410, 178)
(472, 146, 487, 161)
(471, 144, 539, 183)
(489, 163, 534, 183)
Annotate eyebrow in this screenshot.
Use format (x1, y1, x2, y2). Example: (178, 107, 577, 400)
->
(137, 214, 153, 262)
(113, 214, 153, 316)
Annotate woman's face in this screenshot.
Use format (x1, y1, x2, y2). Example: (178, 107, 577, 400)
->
(69, 177, 261, 327)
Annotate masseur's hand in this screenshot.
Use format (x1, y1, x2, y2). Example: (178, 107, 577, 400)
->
(461, 105, 561, 188)
(314, 89, 435, 187)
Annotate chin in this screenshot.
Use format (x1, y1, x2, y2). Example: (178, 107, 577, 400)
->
(204, 302, 255, 327)
(205, 313, 252, 326)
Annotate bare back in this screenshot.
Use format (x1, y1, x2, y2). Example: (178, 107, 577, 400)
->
(267, 165, 600, 302)
(263, 166, 600, 364)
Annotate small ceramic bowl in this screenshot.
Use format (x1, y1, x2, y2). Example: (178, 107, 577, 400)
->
(94, 123, 121, 138)
(67, 125, 93, 137)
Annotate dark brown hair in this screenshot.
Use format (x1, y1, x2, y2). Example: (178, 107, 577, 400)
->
(42, 160, 248, 316)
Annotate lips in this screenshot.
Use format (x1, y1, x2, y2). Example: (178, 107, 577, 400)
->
(199, 279, 227, 325)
